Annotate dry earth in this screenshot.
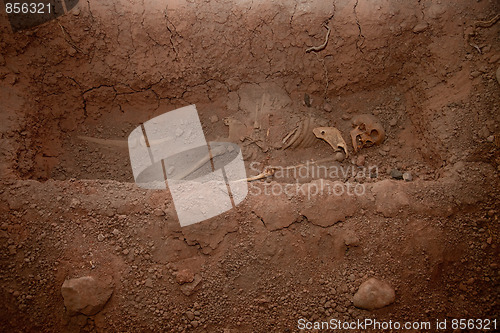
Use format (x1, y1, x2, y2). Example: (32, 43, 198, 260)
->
(0, 0, 499, 332)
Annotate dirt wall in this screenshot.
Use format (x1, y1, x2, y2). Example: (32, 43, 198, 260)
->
(0, 0, 499, 332)
(1, 0, 497, 180)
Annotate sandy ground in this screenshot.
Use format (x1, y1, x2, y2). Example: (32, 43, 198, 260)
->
(0, 0, 499, 332)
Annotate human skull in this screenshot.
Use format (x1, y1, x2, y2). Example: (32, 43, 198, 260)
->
(350, 114, 385, 152)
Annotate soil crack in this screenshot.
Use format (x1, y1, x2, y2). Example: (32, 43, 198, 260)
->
(353, 0, 365, 52)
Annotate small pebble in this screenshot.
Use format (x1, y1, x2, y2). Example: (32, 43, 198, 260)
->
(479, 126, 490, 139)
(413, 22, 428, 33)
(144, 278, 153, 288)
(489, 54, 500, 64)
(390, 169, 403, 180)
(403, 172, 412, 181)
(186, 311, 195, 320)
(356, 155, 365, 166)
(470, 70, 481, 78)
(304, 93, 311, 107)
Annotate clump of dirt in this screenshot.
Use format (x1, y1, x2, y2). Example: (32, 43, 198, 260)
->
(0, 0, 499, 332)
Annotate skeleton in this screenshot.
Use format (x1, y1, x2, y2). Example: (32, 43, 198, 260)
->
(243, 166, 276, 182)
(223, 117, 250, 142)
(350, 114, 385, 152)
(79, 136, 268, 182)
(173, 145, 232, 180)
(282, 117, 322, 149)
(313, 127, 349, 159)
(241, 156, 344, 183)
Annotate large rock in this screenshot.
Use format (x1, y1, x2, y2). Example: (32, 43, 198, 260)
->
(61, 276, 114, 316)
(353, 278, 395, 310)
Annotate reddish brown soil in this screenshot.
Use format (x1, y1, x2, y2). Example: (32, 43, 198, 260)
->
(0, 0, 499, 332)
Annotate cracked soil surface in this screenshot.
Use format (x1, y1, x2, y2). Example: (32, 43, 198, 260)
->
(0, 0, 499, 332)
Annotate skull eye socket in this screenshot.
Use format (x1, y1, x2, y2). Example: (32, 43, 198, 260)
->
(370, 129, 380, 139)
